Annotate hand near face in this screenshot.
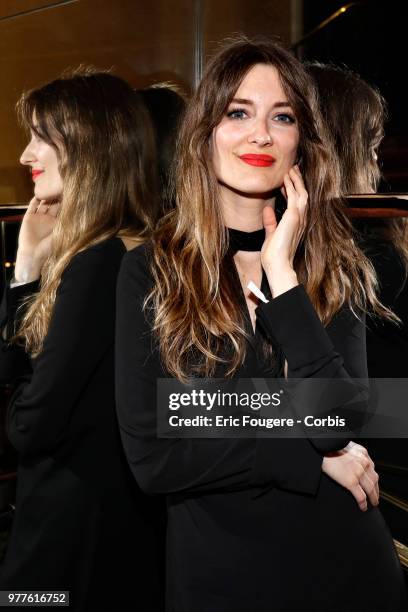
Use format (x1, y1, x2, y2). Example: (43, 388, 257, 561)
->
(261, 165, 307, 297)
(14, 197, 60, 283)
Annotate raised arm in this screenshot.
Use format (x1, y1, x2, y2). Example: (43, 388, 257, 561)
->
(115, 246, 324, 497)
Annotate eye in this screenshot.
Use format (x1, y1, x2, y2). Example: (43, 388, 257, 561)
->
(226, 108, 248, 120)
(274, 113, 296, 124)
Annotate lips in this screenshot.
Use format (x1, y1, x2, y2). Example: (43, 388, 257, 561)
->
(31, 170, 44, 181)
(239, 154, 276, 167)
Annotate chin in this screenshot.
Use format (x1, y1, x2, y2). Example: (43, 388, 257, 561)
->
(235, 181, 280, 196)
(34, 188, 59, 201)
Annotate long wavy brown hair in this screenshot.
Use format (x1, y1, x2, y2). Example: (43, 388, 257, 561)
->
(17, 68, 159, 354)
(308, 62, 408, 270)
(148, 36, 389, 382)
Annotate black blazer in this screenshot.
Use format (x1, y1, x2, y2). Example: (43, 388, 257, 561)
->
(116, 244, 407, 612)
(0, 237, 165, 612)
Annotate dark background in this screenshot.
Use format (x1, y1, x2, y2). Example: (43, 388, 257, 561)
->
(299, 0, 407, 191)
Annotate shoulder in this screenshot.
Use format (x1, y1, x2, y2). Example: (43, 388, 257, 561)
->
(118, 242, 154, 292)
(116, 243, 155, 327)
(70, 236, 126, 269)
(59, 237, 126, 294)
(66, 236, 125, 276)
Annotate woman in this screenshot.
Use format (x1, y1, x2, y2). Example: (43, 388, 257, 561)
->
(0, 70, 164, 610)
(308, 62, 408, 556)
(307, 62, 408, 373)
(116, 38, 407, 610)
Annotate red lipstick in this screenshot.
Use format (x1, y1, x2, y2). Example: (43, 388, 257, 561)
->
(239, 154, 276, 167)
(31, 169, 44, 181)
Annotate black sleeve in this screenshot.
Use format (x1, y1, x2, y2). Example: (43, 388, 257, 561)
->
(115, 247, 323, 497)
(256, 285, 369, 453)
(0, 281, 40, 384)
(5, 243, 122, 455)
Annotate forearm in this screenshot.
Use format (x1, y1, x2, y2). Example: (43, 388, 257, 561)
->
(14, 249, 43, 283)
(264, 265, 298, 298)
(256, 285, 369, 453)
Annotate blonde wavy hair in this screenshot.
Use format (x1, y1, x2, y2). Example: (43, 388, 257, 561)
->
(17, 68, 159, 354)
(148, 36, 392, 382)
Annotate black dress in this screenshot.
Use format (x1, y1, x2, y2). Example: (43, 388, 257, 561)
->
(116, 244, 407, 612)
(356, 228, 408, 553)
(0, 237, 165, 611)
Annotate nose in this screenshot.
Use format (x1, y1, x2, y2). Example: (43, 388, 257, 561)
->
(20, 139, 36, 166)
(248, 116, 272, 146)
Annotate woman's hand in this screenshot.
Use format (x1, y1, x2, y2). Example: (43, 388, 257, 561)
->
(14, 197, 60, 283)
(261, 165, 307, 297)
(322, 441, 380, 511)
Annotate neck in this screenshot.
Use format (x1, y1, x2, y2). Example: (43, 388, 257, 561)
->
(219, 185, 276, 231)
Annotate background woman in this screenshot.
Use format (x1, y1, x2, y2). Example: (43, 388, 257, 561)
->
(308, 61, 408, 567)
(0, 70, 164, 611)
(307, 61, 408, 375)
(116, 38, 407, 610)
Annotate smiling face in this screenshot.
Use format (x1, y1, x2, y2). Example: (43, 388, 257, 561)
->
(212, 63, 299, 202)
(20, 127, 63, 201)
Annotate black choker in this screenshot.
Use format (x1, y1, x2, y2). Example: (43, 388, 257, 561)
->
(228, 227, 265, 253)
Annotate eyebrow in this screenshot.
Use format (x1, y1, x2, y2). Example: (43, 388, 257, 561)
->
(230, 98, 292, 109)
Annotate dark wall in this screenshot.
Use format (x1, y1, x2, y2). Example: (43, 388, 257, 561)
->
(299, 1, 408, 191)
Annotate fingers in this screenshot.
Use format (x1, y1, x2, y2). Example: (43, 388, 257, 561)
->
(282, 173, 297, 208)
(282, 166, 308, 206)
(28, 199, 60, 216)
(359, 469, 380, 507)
(349, 482, 368, 512)
(47, 202, 61, 217)
(347, 443, 380, 508)
(281, 166, 308, 238)
(26, 198, 51, 215)
(26, 197, 42, 214)
(35, 201, 51, 214)
(262, 205, 277, 239)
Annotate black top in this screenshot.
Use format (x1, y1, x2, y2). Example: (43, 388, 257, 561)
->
(116, 244, 407, 612)
(0, 237, 165, 612)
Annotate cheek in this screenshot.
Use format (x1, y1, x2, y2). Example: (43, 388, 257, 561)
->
(211, 128, 225, 178)
(280, 133, 299, 168)
(49, 155, 63, 184)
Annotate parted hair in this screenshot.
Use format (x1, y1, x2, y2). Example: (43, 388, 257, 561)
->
(17, 68, 159, 353)
(148, 36, 389, 382)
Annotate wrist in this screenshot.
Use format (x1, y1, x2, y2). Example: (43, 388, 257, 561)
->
(265, 266, 298, 298)
(14, 254, 42, 283)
